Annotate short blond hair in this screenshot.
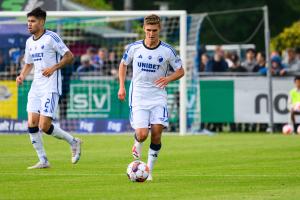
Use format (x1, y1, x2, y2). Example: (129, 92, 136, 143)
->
(144, 14, 161, 25)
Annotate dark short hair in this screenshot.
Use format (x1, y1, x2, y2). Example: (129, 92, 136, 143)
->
(246, 48, 256, 54)
(27, 7, 46, 20)
(294, 75, 300, 81)
(258, 52, 266, 59)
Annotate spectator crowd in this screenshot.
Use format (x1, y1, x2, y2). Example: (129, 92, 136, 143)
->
(1, 43, 300, 133)
(200, 46, 300, 76)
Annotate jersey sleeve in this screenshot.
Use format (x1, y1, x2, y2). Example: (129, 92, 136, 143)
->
(24, 40, 33, 64)
(121, 44, 134, 65)
(49, 33, 70, 56)
(168, 49, 183, 71)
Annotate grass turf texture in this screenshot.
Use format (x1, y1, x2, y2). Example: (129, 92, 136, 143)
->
(0, 134, 300, 200)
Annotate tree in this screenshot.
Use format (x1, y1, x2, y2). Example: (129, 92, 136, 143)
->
(111, 0, 299, 51)
(271, 21, 300, 52)
(73, 0, 112, 10)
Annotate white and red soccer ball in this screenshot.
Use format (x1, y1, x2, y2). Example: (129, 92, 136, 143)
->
(282, 124, 293, 135)
(127, 160, 149, 182)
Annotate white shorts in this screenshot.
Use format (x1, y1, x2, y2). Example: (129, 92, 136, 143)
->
(27, 90, 59, 119)
(130, 105, 169, 129)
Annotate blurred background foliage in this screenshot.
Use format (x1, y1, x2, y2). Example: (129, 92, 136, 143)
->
(76, 0, 300, 51)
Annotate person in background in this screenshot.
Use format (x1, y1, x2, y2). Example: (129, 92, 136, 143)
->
(205, 46, 228, 72)
(288, 75, 300, 133)
(282, 48, 300, 74)
(106, 51, 119, 76)
(86, 46, 98, 65)
(241, 48, 257, 72)
(295, 47, 300, 60)
(253, 52, 267, 75)
(200, 53, 210, 72)
(76, 54, 97, 73)
(227, 53, 247, 73)
(224, 51, 234, 68)
(271, 55, 286, 76)
(95, 48, 108, 72)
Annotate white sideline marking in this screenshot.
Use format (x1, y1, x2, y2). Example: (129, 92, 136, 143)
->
(0, 172, 299, 177)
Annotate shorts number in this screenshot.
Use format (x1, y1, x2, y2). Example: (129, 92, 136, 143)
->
(44, 98, 50, 109)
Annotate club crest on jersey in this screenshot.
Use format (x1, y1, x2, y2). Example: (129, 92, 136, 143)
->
(123, 53, 128, 60)
(157, 56, 164, 63)
(148, 55, 152, 60)
(41, 45, 45, 49)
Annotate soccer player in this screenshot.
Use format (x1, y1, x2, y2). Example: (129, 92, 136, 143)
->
(118, 14, 185, 180)
(288, 75, 300, 133)
(16, 7, 82, 169)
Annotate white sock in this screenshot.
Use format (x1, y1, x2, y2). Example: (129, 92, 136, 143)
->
(147, 146, 161, 173)
(51, 124, 75, 145)
(134, 138, 143, 155)
(29, 131, 48, 163)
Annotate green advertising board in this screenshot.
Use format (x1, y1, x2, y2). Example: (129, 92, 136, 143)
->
(67, 79, 130, 119)
(18, 80, 31, 120)
(17, 78, 233, 124)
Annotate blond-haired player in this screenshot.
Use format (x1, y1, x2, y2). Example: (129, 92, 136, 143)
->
(118, 14, 184, 180)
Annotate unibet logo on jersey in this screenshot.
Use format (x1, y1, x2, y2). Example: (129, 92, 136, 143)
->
(137, 62, 160, 72)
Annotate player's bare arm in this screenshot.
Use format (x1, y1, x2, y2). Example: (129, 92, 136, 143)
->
(155, 67, 185, 88)
(16, 63, 33, 86)
(42, 51, 74, 77)
(118, 61, 127, 101)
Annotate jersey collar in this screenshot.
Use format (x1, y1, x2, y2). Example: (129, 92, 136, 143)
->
(143, 40, 161, 50)
(32, 29, 46, 41)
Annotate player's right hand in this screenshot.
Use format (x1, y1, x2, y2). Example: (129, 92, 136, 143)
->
(16, 74, 24, 86)
(118, 87, 126, 101)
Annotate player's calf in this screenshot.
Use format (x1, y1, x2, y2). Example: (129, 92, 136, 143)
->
(147, 143, 161, 180)
(28, 126, 49, 169)
(132, 133, 144, 160)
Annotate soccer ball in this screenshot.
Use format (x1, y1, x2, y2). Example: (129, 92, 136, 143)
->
(126, 160, 149, 182)
(293, 102, 300, 112)
(282, 124, 293, 135)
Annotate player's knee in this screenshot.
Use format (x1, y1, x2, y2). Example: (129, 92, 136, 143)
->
(40, 123, 53, 135)
(136, 131, 148, 142)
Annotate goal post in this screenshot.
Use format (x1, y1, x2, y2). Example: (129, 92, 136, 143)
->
(0, 10, 187, 134)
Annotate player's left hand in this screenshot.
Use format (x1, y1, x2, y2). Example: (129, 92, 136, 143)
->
(155, 77, 169, 89)
(42, 66, 56, 77)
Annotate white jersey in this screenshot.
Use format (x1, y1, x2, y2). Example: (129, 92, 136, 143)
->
(24, 30, 70, 95)
(121, 40, 182, 107)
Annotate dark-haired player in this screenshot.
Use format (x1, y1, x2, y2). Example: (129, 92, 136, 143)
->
(16, 7, 82, 169)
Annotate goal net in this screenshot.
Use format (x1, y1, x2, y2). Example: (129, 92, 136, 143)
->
(0, 11, 190, 134)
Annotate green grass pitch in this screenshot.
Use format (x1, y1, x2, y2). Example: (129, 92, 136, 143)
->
(1, 133, 300, 200)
